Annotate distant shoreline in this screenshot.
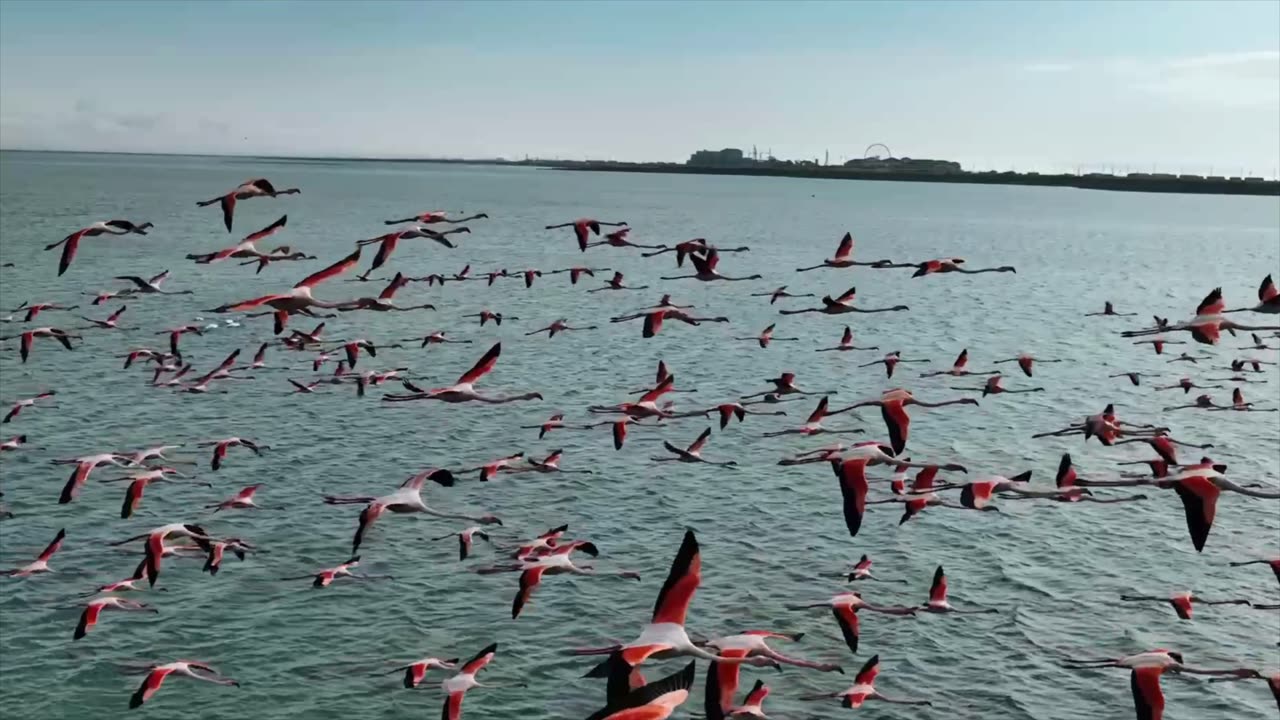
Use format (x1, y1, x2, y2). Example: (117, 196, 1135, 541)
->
(4, 149, 1277, 196)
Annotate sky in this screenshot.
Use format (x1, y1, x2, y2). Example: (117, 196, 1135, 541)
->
(1, 0, 1278, 174)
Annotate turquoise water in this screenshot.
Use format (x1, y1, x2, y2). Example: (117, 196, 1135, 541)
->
(0, 151, 1277, 719)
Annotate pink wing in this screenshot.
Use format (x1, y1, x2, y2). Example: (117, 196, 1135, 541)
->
(456, 343, 501, 385)
(296, 247, 361, 289)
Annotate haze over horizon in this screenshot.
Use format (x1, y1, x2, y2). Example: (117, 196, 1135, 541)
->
(2, 0, 1278, 176)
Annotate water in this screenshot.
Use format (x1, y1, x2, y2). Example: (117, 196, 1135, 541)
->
(0, 150, 1277, 719)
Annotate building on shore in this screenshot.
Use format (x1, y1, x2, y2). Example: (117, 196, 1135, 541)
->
(687, 148, 749, 167)
(843, 156, 962, 174)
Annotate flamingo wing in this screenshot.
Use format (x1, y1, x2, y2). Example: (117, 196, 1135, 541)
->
(686, 427, 712, 454)
(129, 668, 170, 709)
(929, 566, 948, 604)
(1260, 274, 1278, 303)
(1172, 475, 1220, 552)
(832, 604, 861, 653)
(36, 528, 67, 562)
(643, 311, 664, 338)
(705, 649, 749, 716)
(588, 662, 695, 720)
(1130, 667, 1166, 720)
(1196, 287, 1225, 316)
(457, 343, 501, 385)
(74, 602, 103, 640)
(651, 530, 701, 625)
(882, 401, 910, 455)
(835, 286, 857, 304)
(512, 566, 547, 619)
(834, 231, 853, 260)
(460, 642, 497, 675)
(379, 273, 408, 300)
(244, 215, 288, 243)
(296, 247, 361, 289)
(1055, 454, 1076, 489)
(612, 420, 628, 450)
(806, 397, 829, 424)
(639, 376, 674, 405)
(836, 458, 870, 537)
(853, 654, 881, 686)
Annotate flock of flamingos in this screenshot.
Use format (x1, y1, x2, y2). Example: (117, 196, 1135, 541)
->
(1, 175, 1279, 720)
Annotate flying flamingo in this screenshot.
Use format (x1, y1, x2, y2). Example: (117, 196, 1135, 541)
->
(545, 218, 628, 252)
(785, 591, 917, 653)
(610, 307, 728, 338)
(463, 310, 518, 326)
(1154, 377, 1220, 394)
(1208, 669, 1280, 712)
(588, 271, 649, 293)
(525, 318, 598, 337)
(952, 374, 1045, 396)
(1062, 650, 1251, 720)
(431, 526, 493, 561)
(734, 323, 797, 348)
(1162, 463, 1279, 551)
(109, 523, 213, 586)
(406, 330, 472, 348)
(547, 266, 612, 285)
(1229, 558, 1280, 585)
(699, 402, 786, 429)
(587, 376, 677, 419)
(1238, 332, 1280, 350)
(586, 662, 695, 720)
(355, 226, 468, 280)
(0, 435, 31, 452)
(278, 556, 390, 588)
(1, 528, 66, 576)
(1, 327, 79, 363)
(661, 249, 762, 282)
(751, 285, 815, 305)
(522, 414, 567, 439)
(9, 301, 80, 322)
(1224, 274, 1279, 314)
(800, 655, 932, 709)
(4, 391, 57, 423)
(78, 305, 135, 331)
(52, 452, 130, 504)
(762, 397, 862, 438)
(1208, 387, 1278, 412)
(815, 326, 879, 352)
(1002, 454, 1149, 505)
(860, 351, 929, 379)
(584, 227, 668, 251)
(238, 246, 316, 273)
(384, 210, 488, 225)
(921, 566, 997, 614)
(512, 449, 595, 476)
(103, 466, 195, 518)
(196, 178, 299, 232)
(1113, 433, 1212, 465)
(206, 484, 276, 512)
(905, 257, 1016, 277)
(127, 661, 239, 708)
(1122, 288, 1280, 345)
(574, 531, 780, 702)
(45, 219, 153, 275)
(213, 248, 361, 334)
(74, 596, 157, 639)
(642, 237, 750, 265)
(1132, 337, 1183, 354)
(382, 343, 542, 405)
(508, 524, 570, 560)
(1109, 371, 1150, 386)
(992, 352, 1066, 377)
(197, 437, 267, 471)
(796, 232, 894, 271)
(831, 388, 979, 455)
(703, 633, 840, 718)
(711, 677, 772, 719)
(1119, 590, 1251, 620)
(779, 285, 908, 316)
(1086, 301, 1136, 317)
(652, 427, 737, 466)
(86, 289, 134, 306)
(338, 273, 436, 312)
(741, 372, 827, 399)
(844, 554, 909, 583)
(322, 468, 500, 553)
(920, 349, 996, 377)
(481, 542, 639, 619)
(830, 444, 966, 535)
(202, 538, 257, 576)
(385, 655, 459, 689)
(464, 452, 527, 482)
(187, 215, 290, 263)
(440, 642, 503, 720)
(114, 269, 192, 296)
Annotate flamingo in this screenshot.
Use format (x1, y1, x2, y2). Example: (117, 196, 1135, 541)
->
(545, 218, 628, 252)
(382, 343, 542, 404)
(574, 531, 780, 702)
(843, 554, 908, 583)
(385, 656, 459, 688)
(711, 678, 772, 719)
(1003, 454, 1149, 505)
(187, 215, 290, 263)
(741, 372, 826, 399)
(206, 484, 274, 512)
(238, 246, 316, 273)
(196, 178, 299, 232)
(4, 391, 57, 423)
(1119, 590, 1251, 620)
(642, 237, 750, 265)
(762, 397, 862, 438)
(920, 349, 997, 378)
(751, 285, 815, 305)
(1208, 669, 1280, 712)
(610, 308, 728, 339)
(440, 642, 502, 720)
(45, 219, 153, 275)
(525, 318, 598, 337)
(463, 310, 518, 326)
(0, 435, 31, 452)
(652, 427, 737, 466)
(197, 437, 267, 471)
(703, 633, 840, 718)
(734, 323, 797, 349)
(547, 266, 613, 285)
(484, 543, 639, 619)
(1224, 274, 1280, 314)
(74, 596, 157, 639)
(322, 469, 499, 553)
(786, 591, 917, 653)
(830, 445, 962, 534)
(1122, 288, 1280, 345)
(992, 352, 1066, 377)
(127, 661, 239, 708)
(9, 301, 81, 322)
(584, 227, 668, 251)
(815, 326, 879, 353)
(908, 257, 1016, 277)
(1086, 301, 1136, 317)
(1062, 650, 1252, 720)
(1113, 433, 1212, 466)
(512, 448, 595, 475)
(1229, 558, 1280, 585)
(521, 413, 567, 439)
(154, 324, 204, 357)
(52, 452, 130, 504)
(509, 524, 570, 560)
(431, 526, 493, 561)
(1109, 371, 1150, 386)
(953, 374, 1045, 396)
(103, 466, 195, 519)
(800, 655, 932, 708)
(1133, 337, 1184, 354)
(661, 249, 762, 282)
(78, 305, 135, 331)
(588, 376, 678, 419)
(1154, 377, 1220, 394)
(586, 662, 695, 720)
(796, 232, 894, 271)
(86, 289, 134, 306)
(1210, 387, 1278, 412)
(114, 269, 192, 296)
(779, 285, 908, 316)
(1, 528, 66, 576)
(832, 388, 979, 455)
(700, 402, 786, 429)
(921, 566, 997, 614)
(278, 556, 390, 587)
(464, 452, 527, 482)
(337, 273, 435, 312)
(407, 330, 472, 348)
(1163, 463, 1279, 551)
(588, 271, 649, 293)
(1238, 332, 1280, 350)
(1, 327, 79, 363)
(384, 210, 487, 225)
(109, 523, 213, 586)
(355, 226, 468, 280)
(211, 248, 362, 334)
(860, 351, 929, 379)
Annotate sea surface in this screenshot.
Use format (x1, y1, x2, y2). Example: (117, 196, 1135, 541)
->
(0, 150, 1277, 719)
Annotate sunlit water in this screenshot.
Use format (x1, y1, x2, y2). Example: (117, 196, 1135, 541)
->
(0, 151, 1277, 720)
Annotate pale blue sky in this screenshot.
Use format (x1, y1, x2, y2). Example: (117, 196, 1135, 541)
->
(1, 0, 1277, 174)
